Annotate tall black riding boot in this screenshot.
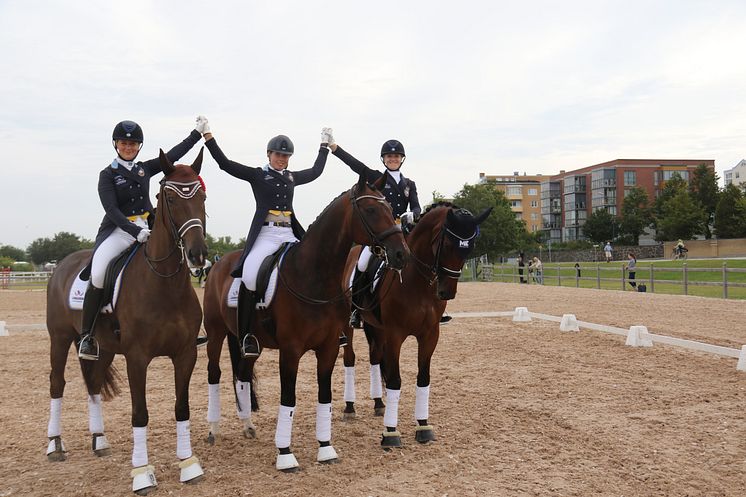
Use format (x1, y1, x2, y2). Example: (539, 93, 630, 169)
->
(78, 286, 105, 361)
(349, 269, 368, 329)
(237, 285, 260, 358)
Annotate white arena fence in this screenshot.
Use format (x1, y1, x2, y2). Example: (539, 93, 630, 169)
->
(0, 271, 52, 289)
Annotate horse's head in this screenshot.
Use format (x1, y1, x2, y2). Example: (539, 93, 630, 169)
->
(157, 148, 209, 267)
(418, 204, 492, 300)
(349, 173, 409, 270)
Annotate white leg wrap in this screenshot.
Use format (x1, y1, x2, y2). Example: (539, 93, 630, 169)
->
(344, 366, 356, 403)
(176, 420, 192, 460)
(207, 383, 221, 423)
(370, 364, 383, 399)
(235, 380, 252, 421)
(88, 394, 104, 434)
(316, 403, 332, 442)
(414, 385, 430, 421)
(383, 388, 401, 428)
(274, 405, 295, 449)
(47, 398, 62, 438)
(132, 426, 148, 468)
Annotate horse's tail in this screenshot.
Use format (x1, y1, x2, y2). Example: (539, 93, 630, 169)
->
(80, 360, 122, 401)
(226, 332, 260, 412)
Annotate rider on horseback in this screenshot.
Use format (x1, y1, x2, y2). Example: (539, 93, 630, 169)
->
(200, 117, 330, 358)
(78, 120, 205, 361)
(322, 128, 421, 330)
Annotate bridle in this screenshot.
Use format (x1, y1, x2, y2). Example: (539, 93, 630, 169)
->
(144, 179, 205, 278)
(412, 215, 478, 286)
(277, 184, 401, 305)
(349, 184, 402, 266)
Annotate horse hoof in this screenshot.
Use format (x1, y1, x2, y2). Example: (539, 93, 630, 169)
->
(380, 430, 402, 449)
(317, 445, 338, 463)
(206, 432, 216, 445)
(92, 433, 111, 457)
(46, 436, 67, 462)
(415, 425, 436, 444)
(280, 466, 300, 474)
(374, 407, 385, 417)
(94, 447, 112, 457)
(342, 410, 356, 421)
(243, 426, 257, 439)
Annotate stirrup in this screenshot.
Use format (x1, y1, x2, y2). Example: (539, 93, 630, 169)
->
(78, 335, 99, 361)
(349, 309, 362, 329)
(241, 334, 261, 358)
(339, 334, 349, 348)
(196, 334, 208, 348)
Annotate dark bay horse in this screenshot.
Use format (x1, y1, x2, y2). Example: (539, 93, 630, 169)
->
(46, 150, 208, 495)
(203, 173, 409, 472)
(341, 202, 491, 447)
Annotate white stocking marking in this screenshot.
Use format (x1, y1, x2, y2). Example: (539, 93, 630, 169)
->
(275, 405, 295, 449)
(47, 398, 62, 438)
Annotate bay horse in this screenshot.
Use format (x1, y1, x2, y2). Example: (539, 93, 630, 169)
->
(340, 202, 491, 447)
(202, 173, 409, 472)
(45, 150, 208, 495)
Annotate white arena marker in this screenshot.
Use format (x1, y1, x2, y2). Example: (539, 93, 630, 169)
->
(512, 307, 531, 322)
(737, 345, 746, 372)
(559, 314, 579, 332)
(625, 325, 653, 348)
(0, 321, 7, 337)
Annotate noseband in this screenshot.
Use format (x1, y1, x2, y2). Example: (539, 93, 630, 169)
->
(144, 179, 204, 278)
(350, 185, 401, 264)
(414, 217, 478, 285)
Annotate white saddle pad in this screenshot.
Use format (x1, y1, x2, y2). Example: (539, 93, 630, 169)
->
(226, 268, 279, 309)
(69, 269, 124, 314)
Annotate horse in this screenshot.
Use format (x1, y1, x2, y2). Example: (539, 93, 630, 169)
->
(340, 202, 492, 447)
(202, 172, 409, 472)
(45, 150, 209, 495)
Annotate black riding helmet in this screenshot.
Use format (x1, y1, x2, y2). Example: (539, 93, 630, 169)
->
(267, 135, 294, 156)
(380, 139, 406, 168)
(112, 120, 144, 160)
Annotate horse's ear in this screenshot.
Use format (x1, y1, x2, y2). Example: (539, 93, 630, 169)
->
(160, 149, 176, 176)
(447, 208, 457, 225)
(475, 207, 493, 225)
(191, 147, 204, 175)
(373, 170, 389, 191)
(357, 173, 367, 192)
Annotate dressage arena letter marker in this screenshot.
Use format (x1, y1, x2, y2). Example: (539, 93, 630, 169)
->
(512, 307, 531, 322)
(559, 314, 580, 332)
(625, 326, 653, 348)
(0, 321, 7, 337)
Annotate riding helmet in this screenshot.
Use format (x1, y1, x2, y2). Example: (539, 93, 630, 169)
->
(380, 139, 405, 157)
(112, 120, 144, 143)
(267, 135, 294, 156)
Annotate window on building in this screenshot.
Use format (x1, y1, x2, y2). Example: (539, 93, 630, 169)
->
(737, 172, 740, 179)
(624, 171, 636, 186)
(530, 200, 538, 208)
(507, 186, 522, 196)
(510, 200, 522, 208)
(528, 188, 538, 196)
(530, 213, 537, 220)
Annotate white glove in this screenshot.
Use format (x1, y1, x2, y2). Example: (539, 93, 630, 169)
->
(136, 229, 150, 243)
(400, 212, 414, 225)
(320, 127, 335, 146)
(195, 115, 211, 134)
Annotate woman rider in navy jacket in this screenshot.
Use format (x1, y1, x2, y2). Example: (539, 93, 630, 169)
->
(197, 117, 329, 358)
(322, 128, 421, 329)
(78, 120, 204, 360)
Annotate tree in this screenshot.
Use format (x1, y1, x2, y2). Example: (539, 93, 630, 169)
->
(713, 184, 746, 238)
(688, 164, 720, 239)
(582, 208, 619, 244)
(657, 190, 706, 241)
(0, 244, 26, 261)
(27, 232, 92, 265)
(451, 181, 522, 261)
(204, 233, 244, 261)
(654, 174, 688, 224)
(619, 187, 654, 245)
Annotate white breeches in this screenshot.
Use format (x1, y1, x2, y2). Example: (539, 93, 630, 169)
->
(357, 245, 373, 272)
(91, 218, 147, 288)
(242, 226, 297, 291)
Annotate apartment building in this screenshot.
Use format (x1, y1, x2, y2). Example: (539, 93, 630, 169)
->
(478, 172, 543, 233)
(724, 159, 746, 188)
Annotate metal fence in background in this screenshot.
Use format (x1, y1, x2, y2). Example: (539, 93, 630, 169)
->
(460, 260, 746, 299)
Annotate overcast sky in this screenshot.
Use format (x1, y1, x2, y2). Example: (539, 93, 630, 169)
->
(3, 0, 746, 249)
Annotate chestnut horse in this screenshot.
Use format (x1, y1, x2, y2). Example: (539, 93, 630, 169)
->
(45, 150, 208, 495)
(203, 173, 409, 472)
(341, 202, 491, 447)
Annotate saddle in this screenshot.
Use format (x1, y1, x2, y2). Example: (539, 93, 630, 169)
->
(70, 244, 140, 312)
(226, 242, 295, 309)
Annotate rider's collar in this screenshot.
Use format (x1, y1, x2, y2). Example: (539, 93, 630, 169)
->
(386, 169, 402, 183)
(112, 157, 136, 171)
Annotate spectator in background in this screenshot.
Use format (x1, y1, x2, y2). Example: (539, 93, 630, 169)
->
(530, 256, 543, 284)
(604, 241, 613, 262)
(574, 263, 581, 279)
(518, 252, 526, 283)
(625, 253, 637, 289)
